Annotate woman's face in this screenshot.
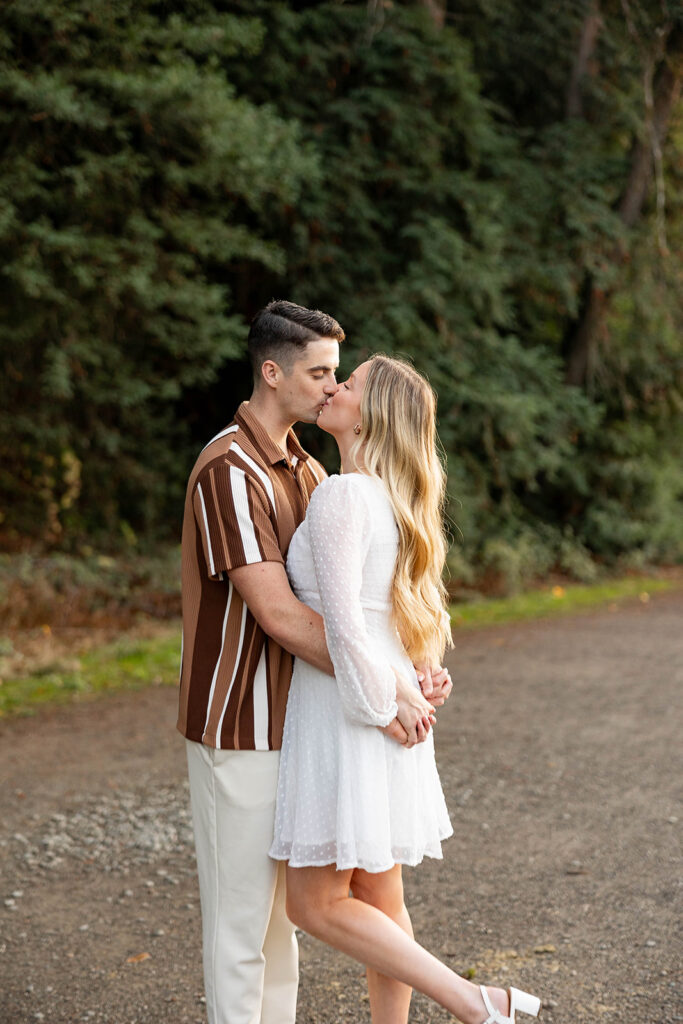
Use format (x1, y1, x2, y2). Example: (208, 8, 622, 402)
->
(316, 360, 372, 437)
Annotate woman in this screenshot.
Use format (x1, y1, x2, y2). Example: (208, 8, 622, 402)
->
(270, 355, 541, 1024)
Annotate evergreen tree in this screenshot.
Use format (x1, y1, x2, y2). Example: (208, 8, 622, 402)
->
(222, 0, 681, 581)
(1, 0, 680, 585)
(0, 0, 316, 543)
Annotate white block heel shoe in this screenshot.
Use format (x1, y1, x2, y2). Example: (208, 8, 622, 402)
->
(479, 985, 541, 1023)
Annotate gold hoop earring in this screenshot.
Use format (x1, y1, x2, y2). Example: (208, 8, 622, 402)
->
(353, 423, 361, 435)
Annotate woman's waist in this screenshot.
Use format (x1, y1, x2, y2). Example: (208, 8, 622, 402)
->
(291, 657, 419, 698)
(293, 588, 393, 617)
(293, 641, 417, 686)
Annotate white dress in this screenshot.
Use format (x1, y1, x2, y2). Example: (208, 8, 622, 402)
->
(269, 473, 453, 874)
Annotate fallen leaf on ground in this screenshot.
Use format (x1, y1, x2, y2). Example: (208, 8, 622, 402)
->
(126, 952, 151, 963)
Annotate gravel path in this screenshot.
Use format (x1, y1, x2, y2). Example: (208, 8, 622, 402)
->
(1, 591, 681, 1024)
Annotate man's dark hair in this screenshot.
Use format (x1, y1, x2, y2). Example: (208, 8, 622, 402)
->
(247, 300, 345, 379)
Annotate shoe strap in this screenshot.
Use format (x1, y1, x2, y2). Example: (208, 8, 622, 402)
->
(479, 985, 510, 1024)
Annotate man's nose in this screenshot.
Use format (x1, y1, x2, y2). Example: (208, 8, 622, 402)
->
(323, 379, 338, 395)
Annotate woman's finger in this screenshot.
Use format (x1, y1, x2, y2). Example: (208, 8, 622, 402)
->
(381, 719, 409, 746)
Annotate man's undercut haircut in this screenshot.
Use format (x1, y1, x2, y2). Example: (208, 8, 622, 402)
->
(247, 300, 345, 380)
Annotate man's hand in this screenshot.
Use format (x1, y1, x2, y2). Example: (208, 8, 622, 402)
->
(394, 670, 435, 746)
(415, 663, 453, 707)
(415, 664, 435, 698)
(428, 665, 453, 707)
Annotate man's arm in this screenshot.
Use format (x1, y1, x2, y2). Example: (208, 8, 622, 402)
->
(229, 562, 434, 744)
(228, 562, 333, 675)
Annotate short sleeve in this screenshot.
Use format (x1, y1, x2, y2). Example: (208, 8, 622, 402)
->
(307, 475, 398, 727)
(193, 461, 283, 580)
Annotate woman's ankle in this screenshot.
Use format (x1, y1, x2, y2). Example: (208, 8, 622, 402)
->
(463, 985, 508, 1024)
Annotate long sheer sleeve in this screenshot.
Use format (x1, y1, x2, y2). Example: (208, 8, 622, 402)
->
(306, 475, 398, 727)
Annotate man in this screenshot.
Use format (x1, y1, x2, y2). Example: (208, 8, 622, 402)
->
(178, 300, 451, 1024)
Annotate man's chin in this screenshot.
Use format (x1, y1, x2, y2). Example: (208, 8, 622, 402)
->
(294, 409, 323, 426)
(294, 401, 335, 429)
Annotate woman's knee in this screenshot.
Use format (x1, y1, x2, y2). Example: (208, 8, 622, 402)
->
(350, 866, 404, 915)
(285, 865, 349, 935)
(284, 875, 312, 930)
(285, 886, 313, 932)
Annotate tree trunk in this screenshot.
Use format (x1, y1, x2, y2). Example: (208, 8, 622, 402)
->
(564, 285, 608, 389)
(566, 1, 602, 118)
(421, 0, 446, 30)
(619, 56, 682, 229)
(564, 28, 683, 388)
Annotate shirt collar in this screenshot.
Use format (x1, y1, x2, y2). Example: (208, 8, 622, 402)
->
(235, 401, 309, 467)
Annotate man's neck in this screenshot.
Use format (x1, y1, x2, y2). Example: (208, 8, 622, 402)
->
(245, 391, 293, 455)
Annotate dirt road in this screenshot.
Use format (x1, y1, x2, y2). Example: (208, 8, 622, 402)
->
(1, 592, 681, 1024)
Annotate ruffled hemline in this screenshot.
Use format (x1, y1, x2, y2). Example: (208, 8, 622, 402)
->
(269, 824, 454, 874)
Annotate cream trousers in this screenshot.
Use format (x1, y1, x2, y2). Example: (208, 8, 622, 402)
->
(186, 740, 298, 1024)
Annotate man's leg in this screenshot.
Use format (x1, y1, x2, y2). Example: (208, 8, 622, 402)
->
(260, 860, 299, 1024)
(186, 740, 298, 1024)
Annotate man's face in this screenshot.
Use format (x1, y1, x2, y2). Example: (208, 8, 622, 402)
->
(279, 338, 340, 424)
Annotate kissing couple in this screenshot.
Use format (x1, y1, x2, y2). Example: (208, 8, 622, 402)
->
(177, 300, 541, 1024)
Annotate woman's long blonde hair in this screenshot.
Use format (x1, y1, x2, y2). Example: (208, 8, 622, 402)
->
(351, 354, 452, 666)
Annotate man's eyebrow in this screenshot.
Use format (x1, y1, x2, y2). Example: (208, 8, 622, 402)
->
(307, 364, 338, 372)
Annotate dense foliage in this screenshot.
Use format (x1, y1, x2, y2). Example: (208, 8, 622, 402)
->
(0, 1, 316, 540)
(1, 0, 681, 588)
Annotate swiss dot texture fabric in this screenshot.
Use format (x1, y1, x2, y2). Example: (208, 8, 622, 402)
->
(269, 473, 453, 873)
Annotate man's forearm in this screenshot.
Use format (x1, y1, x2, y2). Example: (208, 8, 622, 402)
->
(228, 563, 334, 675)
(263, 589, 424, 745)
(267, 600, 334, 676)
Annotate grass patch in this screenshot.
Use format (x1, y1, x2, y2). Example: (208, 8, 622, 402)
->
(0, 626, 181, 718)
(450, 575, 677, 629)
(1, 574, 679, 718)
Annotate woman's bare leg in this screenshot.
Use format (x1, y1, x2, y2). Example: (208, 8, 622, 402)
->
(350, 865, 413, 1024)
(286, 864, 509, 1024)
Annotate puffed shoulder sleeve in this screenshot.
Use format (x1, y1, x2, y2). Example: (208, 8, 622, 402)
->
(306, 475, 398, 727)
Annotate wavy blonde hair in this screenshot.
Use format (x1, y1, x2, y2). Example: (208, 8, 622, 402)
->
(351, 354, 452, 666)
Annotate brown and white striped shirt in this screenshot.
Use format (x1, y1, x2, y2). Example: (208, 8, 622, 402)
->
(177, 402, 326, 750)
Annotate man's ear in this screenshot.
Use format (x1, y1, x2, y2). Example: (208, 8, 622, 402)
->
(260, 359, 282, 390)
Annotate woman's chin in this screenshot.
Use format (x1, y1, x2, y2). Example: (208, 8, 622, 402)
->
(316, 416, 334, 435)
(316, 408, 334, 434)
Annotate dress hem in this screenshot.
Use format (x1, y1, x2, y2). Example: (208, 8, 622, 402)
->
(269, 826, 454, 874)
